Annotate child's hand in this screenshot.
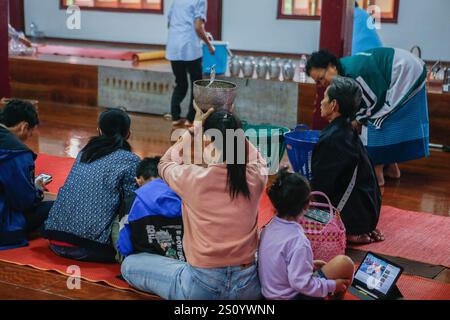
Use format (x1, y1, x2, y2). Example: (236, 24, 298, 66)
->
(334, 279, 351, 294)
(313, 260, 327, 271)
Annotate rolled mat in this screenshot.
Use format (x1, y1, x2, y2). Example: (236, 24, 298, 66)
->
(132, 50, 166, 63)
(36, 45, 135, 61)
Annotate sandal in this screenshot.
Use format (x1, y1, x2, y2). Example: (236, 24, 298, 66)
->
(369, 229, 385, 242)
(347, 234, 373, 245)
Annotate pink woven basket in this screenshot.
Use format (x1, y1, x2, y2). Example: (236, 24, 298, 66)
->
(298, 191, 347, 262)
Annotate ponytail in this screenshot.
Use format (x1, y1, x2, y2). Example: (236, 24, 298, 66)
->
(81, 134, 131, 163)
(227, 139, 250, 200)
(268, 168, 311, 217)
(80, 108, 132, 163)
(204, 110, 251, 200)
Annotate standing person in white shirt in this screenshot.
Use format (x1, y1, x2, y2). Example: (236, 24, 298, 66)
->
(166, 0, 215, 127)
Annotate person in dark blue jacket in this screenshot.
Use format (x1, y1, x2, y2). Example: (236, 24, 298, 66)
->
(116, 157, 183, 261)
(0, 99, 53, 250)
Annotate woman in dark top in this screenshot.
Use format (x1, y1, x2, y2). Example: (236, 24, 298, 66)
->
(45, 109, 140, 262)
(311, 77, 383, 244)
(306, 48, 428, 187)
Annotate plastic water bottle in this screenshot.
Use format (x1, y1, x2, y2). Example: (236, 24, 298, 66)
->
(29, 22, 37, 38)
(298, 54, 307, 83)
(443, 67, 450, 93)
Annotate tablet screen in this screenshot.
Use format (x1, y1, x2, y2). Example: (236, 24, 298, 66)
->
(354, 253, 402, 296)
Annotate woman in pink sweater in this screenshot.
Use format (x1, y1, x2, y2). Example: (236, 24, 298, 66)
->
(121, 105, 268, 300)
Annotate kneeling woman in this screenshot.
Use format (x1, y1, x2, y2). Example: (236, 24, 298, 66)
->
(121, 105, 268, 300)
(311, 77, 383, 244)
(44, 109, 140, 262)
(307, 48, 428, 186)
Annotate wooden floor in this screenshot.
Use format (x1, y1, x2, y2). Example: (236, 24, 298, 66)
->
(1, 102, 449, 299)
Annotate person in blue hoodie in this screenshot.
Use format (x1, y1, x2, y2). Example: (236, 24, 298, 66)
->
(0, 99, 53, 250)
(115, 157, 183, 262)
(352, 1, 383, 55)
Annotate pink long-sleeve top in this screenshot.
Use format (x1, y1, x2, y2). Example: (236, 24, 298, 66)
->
(158, 134, 268, 268)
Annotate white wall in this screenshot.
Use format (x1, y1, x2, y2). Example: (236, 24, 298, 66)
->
(24, 0, 450, 61)
(376, 0, 450, 61)
(24, 0, 172, 45)
(222, 0, 450, 61)
(222, 0, 321, 54)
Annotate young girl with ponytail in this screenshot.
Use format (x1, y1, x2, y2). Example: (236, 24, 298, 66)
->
(45, 109, 140, 263)
(258, 168, 355, 300)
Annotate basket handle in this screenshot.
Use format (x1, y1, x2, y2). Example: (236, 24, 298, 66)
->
(295, 124, 310, 131)
(310, 191, 335, 218)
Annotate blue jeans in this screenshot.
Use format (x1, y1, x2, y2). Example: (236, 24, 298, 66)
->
(121, 253, 262, 300)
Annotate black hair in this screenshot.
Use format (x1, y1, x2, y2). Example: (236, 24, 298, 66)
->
(306, 49, 343, 76)
(326, 76, 363, 119)
(355, 1, 359, 8)
(136, 157, 161, 180)
(80, 109, 132, 163)
(203, 110, 251, 200)
(0, 99, 39, 128)
(268, 168, 311, 218)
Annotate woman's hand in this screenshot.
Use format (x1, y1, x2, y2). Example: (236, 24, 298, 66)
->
(352, 120, 362, 135)
(193, 100, 215, 125)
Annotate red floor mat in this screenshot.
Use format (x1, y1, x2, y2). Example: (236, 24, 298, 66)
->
(258, 193, 450, 268)
(0, 238, 447, 300)
(36, 45, 136, 61)
(35, 154, 75, 194)
(348, 206, 450, 268)
(29, 154, 449, 299)
(0, 238, 129, 290)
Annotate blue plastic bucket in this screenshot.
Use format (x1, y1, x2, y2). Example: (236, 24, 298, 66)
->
(284, 125, 321, 180)
(202, 41, 229, 75)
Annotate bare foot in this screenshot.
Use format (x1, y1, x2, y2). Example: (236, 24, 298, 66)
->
(172, 119, 183, 126)
(369, 229, 385, 242)
(375, 165, 385, 187)
(384, 163, 401, 179)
